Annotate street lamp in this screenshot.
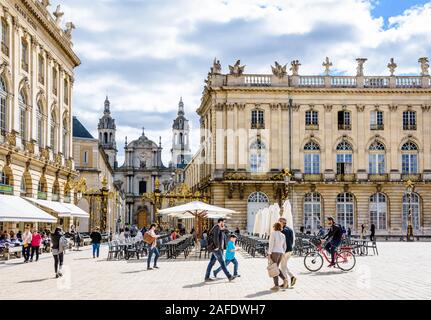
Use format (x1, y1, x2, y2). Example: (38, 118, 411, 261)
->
(282, 167, 292, 200)
(405, 180, 414, 242)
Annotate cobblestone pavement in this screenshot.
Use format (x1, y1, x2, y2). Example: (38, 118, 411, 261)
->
(1, 242, 430, 300)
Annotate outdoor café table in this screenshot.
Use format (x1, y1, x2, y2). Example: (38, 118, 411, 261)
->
(166, 235, 192, 259)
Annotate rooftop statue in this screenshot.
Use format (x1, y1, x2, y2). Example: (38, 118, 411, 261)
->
(229, 60, 245, 76)
(418, 57, 430, 76)
(65, 22, 76, 38)
(41, 0, 50, 8)
(271, 61, 287, 78)
(356, 58, 367, 76)
(290, 60, 301, 76)
(387, 58, 397, 76)
(322, 57, 332, 75)
(53, 5, 64, 25)
(210, 58, 221, 75)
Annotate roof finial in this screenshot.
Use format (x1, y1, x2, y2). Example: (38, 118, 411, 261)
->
(159, 136, 162, 147)
(104, 96, 110, 114)
(142, 126, 145, 136)
(178, 97, 184, 115)
(124, 136, 127, 148)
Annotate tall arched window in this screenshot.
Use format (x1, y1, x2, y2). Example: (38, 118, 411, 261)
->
(0, 77, 7, 134)
(401, 141, 418, 174)
(0, 168, 13, 194)
(304, 192, 321, 231)
(37, 177, 47, 199)
(64, 78, 69, 104)
(104, 132, 108, 144)
(402, 193, 420, 230)
(304, 141, 320, 174)
(369, 193, 387, 230)
(36, 101, 44, 147)
(52, 180, 60, 201)
(249, 138, 266, 173)
(336, 192, 355, 229)
(336, 140, 353, 174)
(369, 141, 385, 174)
(50, 109, 58, 152)
(62, 116, 69, 158)
(18, 91, 27, 140)
(1, 18, 10, 56)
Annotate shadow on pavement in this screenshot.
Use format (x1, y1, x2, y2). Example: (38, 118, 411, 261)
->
(18, 277, 51, 283)
(245, 290, 274, 298)
(183, 279, 224, 289)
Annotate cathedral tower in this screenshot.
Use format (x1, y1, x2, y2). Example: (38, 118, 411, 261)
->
(171, 97, 192, 168)
(98, 96, 117, 168)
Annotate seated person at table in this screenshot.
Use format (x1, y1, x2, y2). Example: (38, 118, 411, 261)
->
(213, 234, 240, 278)
(170, 230, 177, 241)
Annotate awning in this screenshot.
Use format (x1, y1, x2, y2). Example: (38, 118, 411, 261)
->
(61, 203, 90, 218)
(24, 198, 90, 218)
(0, 194, 57, 223)
(24, 198, 71, 218)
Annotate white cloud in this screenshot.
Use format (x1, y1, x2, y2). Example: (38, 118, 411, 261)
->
(60, 0, 431, 163)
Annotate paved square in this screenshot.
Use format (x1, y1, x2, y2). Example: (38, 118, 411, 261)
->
(1, 242, 430, 300)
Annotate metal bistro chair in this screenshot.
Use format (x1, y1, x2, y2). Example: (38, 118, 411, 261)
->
(199, 238, 208, 259)
(107, 240, 121, 260)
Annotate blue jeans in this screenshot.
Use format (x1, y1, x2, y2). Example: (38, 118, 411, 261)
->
(325, 240, 340, 264)
(92, 243, 100, 257)
(214, 258, 238, 276)
(205, 250, 232, 279)
(147, 247, 160, 268)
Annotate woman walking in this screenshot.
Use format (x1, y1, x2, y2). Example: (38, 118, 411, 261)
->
(267, 222, 287, 291)
(90, 227, 102, 258)
(146, 224, 160, 270)
(30, 229, 42, 262)
(51, 227, 66, 278)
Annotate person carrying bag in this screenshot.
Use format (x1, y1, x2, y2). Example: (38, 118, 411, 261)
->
(267, 222, 287, 291)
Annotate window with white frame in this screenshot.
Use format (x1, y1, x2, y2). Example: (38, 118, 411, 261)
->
(36, 102, 44, 147)
(18, 91, 26, 139)
(305, 110, 318, 128)
(304, 192, 321, 231)
(249, 138, 266, 173)
(368, 141, 385, 174)
(403, 111, 416, 130)
(401, 141, 418, 174)
(50, 110, 57, 152)
(402, 193, 420, 230)
(304, 141, 320, 174)
(370, 110, 384, 130)
(336, 141, 353, 174)
(1, 19, 9, 56)
(369, 193, 387, 230)
(336, 192, 355, 229)
(251, 109, 264, 129)
(0, 77, 6, 134)
(21, 39, 28, 72)
(337, 110, 351, 130)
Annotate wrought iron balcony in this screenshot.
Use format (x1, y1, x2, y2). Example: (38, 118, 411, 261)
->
(370, 124, 384, 130)
(251, 122, 265, 129)
(403, 124, 417, 130)
(303, 174, 322, 182)
(401, 174, 421, 182)
(369, 174, 388, 182)
(338, 124, 351, 130)
(305, 124, 319, 130)
(336, 174, 356, 182)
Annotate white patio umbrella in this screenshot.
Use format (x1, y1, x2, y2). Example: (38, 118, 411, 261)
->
(269, 203, 281, 230)
(253, 209, 262, 235)
(282, 199, 295, 243)
(261, 207, 271, 236)
(157, 201, 236, 236)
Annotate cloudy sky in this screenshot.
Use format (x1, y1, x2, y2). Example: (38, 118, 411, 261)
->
(58, 0, 431, 166)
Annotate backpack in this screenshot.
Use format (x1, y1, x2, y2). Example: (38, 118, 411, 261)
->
(59, 236, 68, 252)
(206, 226, 217, 252)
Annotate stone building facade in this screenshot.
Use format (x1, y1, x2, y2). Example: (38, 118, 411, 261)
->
(72, 116, 125, 233)
(184, 57, 431, 236)
(0, 1, 80, 230)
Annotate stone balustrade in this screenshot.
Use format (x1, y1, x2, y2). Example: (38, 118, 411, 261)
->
(220, 74, 430, 88)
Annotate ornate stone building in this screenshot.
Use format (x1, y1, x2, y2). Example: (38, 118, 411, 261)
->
(72, 116, 125, 233)
(97, 98, 188, 227)
(0, 1, 80, 231)
(185, 57, 431, 236)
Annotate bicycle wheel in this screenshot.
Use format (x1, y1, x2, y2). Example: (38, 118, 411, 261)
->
(336, 250, 356, 271)
(304, 251, 323, 272)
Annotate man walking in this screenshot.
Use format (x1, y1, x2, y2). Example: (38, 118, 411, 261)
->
(205, 218, 235, 282)
(90, 227, 102, 258)
(22, 225, 32, 263)
(279, 218, 297, 288)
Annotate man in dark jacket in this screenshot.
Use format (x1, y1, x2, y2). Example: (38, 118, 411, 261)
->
(90, 227, 102, 258)
(323, 216, 343, 267)
(279, 218, 297, 288)
(204, 218, 235, 282)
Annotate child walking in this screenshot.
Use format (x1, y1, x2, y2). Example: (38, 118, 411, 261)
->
(213, 234, 240, 278)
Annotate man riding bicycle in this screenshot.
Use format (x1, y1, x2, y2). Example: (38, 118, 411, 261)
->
(322, 216, 342, 267)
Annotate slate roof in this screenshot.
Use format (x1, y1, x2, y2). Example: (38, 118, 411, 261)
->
(73, 116, 94, 139)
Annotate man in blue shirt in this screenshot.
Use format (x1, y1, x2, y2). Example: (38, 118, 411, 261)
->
(213, 234, 240, 278)
(279, 218, 297, 288)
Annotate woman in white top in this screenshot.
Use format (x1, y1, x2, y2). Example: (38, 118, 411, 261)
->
(267, 222, 287, 291)
(147, 224, 160, 270)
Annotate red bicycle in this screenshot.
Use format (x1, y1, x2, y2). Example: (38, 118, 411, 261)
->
(303, 237, 356, 272)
